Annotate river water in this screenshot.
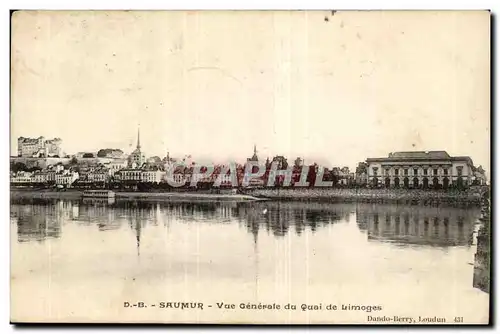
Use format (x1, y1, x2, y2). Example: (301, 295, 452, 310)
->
(10, 198, 489, 324)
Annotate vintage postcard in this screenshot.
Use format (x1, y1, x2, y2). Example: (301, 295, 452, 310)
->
(10, 10, 491, 324)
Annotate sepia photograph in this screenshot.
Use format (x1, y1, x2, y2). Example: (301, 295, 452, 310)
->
(9, 10, 491, 325)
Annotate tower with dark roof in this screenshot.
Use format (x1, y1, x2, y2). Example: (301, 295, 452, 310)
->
(128, 125, 145, 168)
(248, 144, 259, 162)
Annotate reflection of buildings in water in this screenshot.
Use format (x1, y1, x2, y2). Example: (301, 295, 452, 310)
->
(12, 199, 358, 245)
(134, 217, 142, 256)
(71, 204, 79, 220)
(14, 203, 62, 243)
(237, 203, 289, 237)
(236, 201, 357, 299)
(82, 197, 116, 206)
(236, 201, 354, 238)
(218, 202, 237, 221)
(356, 207, 369, 230)
(293, 209, 306, 235)
(356, 204, 480, 247)
(78, 200, 117, 229)
(250, 213, 260, 300)
(343, 212, 351, 223)
(122, 203, 149, 256)
(138, 201, 229, 223)
(108, 200, 353, 239)
(117, 202, 179, 256)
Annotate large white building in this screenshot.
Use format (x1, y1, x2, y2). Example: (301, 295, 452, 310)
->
(10, 171, 33, 184)
(141, 169, 166, 183)
(17, 136, 63, 157)
(366, 151, 480, 189)
(86, 167, 109, 183)
(116, 168, 165, 184)
(103, 159, 128, 175)
(55, 170, 79, 187)
(32, 170, 48, 183)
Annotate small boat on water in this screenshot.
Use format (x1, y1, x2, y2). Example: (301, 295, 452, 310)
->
(82, 190, 116, 199)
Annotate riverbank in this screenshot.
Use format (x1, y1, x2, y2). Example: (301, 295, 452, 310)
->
(10, 187, 486, 205)
(244, 188, 485, 206)
(9, 189, 263, 202)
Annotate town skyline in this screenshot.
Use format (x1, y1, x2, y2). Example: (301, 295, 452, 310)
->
(11, 11, 490, 170)
(10, 130, 491, 174)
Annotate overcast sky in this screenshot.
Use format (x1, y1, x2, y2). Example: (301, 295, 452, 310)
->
(11, 10, 490, 170)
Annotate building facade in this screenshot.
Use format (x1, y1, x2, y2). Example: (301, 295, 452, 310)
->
(17, 136, 63, 157)
(87, 167, 109, 183)
(366, 151, 476, 189)
(117, 169, 143, 182)
(46, 170, 56, 183)
(55, 170, 79, 187)
(10, 171, 33, 184)
(32, 171, 48, 183)
(45, 138, 63, 157)
(141, 170, 166, 183)
(472, 166, 488, 185)
(103, 159, 128, 175)
(338, 166, 353, 186)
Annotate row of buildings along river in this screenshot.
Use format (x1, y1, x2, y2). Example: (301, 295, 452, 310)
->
(11, 129, 488, 189)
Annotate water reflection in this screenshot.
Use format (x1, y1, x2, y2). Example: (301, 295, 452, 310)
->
(11, 199, 358, 243)
(11, 199, 483, 249)
(235, 201, 352, 238)
(11, 199, 483, 266)
(355, 203, 480, 247)
(12, 200, 65, 243)
(10, 197, 489, 324)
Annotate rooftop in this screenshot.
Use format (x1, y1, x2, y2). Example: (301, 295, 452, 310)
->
(367, 151, 474, 165)
(389, 151, 451, 159)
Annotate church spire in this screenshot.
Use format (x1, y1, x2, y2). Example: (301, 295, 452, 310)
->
(249, 144, 258, 162)
(247, 144, 259, 162)
(136, 125, 141, 149)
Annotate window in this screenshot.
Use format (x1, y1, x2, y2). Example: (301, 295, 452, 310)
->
(423, 168, 428, 176)
(433, 168, 438, 176)
(385, 168, 390, 176)
(443, 169, 448, 175)
(404, 169, 408, 176)
(395, 168, 399, 176)
(372, 167, 378, 176)
(414, 168, 418, 175)
(457, 166, 463, 176)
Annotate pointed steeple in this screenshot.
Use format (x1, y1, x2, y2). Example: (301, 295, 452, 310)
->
(136, 125, 141, 149)
(250, 144, 258, 161)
